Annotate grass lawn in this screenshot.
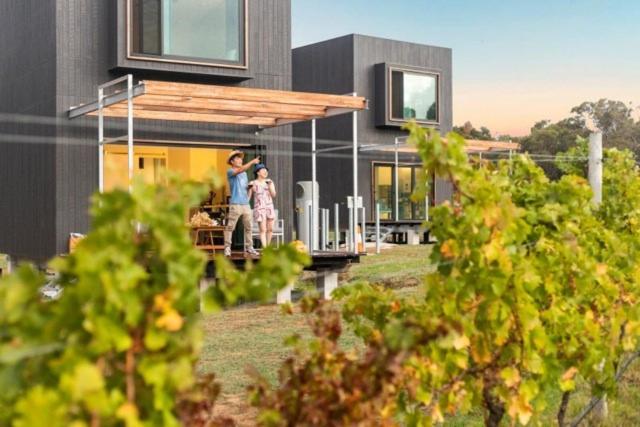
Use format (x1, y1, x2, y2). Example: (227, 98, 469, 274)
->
(200, 245, 640, 426)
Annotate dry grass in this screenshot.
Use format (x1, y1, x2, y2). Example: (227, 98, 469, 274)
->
(199, 245, 640, 426)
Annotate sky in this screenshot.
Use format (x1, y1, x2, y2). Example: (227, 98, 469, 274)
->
(292, 0, 640, 137)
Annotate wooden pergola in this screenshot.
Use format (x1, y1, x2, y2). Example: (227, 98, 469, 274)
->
(68, 75, 368, 253)
(69, 79, 367, 127)
(358, 136, 520, 223)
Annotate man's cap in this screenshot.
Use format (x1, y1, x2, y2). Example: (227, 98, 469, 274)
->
(227, 150, 245, 165)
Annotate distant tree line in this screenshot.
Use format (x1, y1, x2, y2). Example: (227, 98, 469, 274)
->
(455, 99, 640, 178)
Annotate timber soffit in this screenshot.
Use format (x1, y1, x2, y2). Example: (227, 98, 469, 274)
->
(68, 80, 368, 128)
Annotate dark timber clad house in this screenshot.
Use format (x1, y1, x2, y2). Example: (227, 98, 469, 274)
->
(0, 0, 293, 261)
(0, 2, 454, 262)
(292, 34, 453, 227)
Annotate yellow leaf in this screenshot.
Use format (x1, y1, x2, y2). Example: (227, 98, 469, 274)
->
(500, 367, 521, 388)
(440, 240, 456, 259)
(507, 395, 533, 425)
(596, 263, 608, 276)
(561, 366, 578, 382)
(431, 404, 444, 423)
(453, 333, 470, 350)
(155, 309, 184, 332)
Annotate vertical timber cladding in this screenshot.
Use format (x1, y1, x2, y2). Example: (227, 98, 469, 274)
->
(293, 34, 453, 223)
(54, 0, 293, 256)
(292, 35, 355, 227)
(0, 0, 58, 262)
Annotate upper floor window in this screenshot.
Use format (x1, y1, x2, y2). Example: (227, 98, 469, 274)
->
(129, 0, 247, 68)
(390, 68, 438, 124)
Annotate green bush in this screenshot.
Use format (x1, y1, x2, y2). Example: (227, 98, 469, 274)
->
(0, 175, 309, 426)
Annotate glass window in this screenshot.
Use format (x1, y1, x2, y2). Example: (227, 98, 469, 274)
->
(373, 164, 434, 221)
(130, 0, 246, 66)
(390, 69, 438, 123)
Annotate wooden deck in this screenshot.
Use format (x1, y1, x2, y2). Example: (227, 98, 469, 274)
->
(205, 250, 361, 277)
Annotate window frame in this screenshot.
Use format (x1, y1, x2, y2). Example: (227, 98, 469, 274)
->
(126, 0, 249, 70)
(387, 65, 440, 126)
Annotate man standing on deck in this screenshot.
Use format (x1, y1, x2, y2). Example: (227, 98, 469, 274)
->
(224, 150, 261, 257)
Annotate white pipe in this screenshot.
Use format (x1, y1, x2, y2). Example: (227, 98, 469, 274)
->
(334, 203, 339, 252)
(394, 137, 399, 222)
(311, 119, 317, 251)
(98, 87, 104, 193)
(127, 74, 134, 193)
(352, 96, 359, 254)
(375, 203, 381, 254)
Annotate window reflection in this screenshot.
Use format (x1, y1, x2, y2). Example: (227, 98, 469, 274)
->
(130, 0, 245, 66)
(390, 70, 438, 123)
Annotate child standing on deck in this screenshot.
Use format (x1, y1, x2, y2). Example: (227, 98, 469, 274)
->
(248, 163, 277, 248)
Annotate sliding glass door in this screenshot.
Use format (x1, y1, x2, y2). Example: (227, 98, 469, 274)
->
(373, 163, 432, 221)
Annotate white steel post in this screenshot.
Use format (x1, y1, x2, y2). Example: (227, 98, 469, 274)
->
(352, 96, 359, 254)
(127, 74, 134, 193)
(589, 132, 603, 206)
(318, 209, 327, 251)
(348, 206, 353, 252)
(334, 203, 339, 251)
(425, 195, 430, 222)
(375, 203, 381, 254)
(311, 119, 317, 251)
(306, 200, 313, 250)
(98, 87, 104, 193)
(394, 137, 399, 221)
(325, 209, 330, 250)
(360, 207, 366, 253)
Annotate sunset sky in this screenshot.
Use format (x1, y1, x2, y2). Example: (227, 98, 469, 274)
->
(292, 0, 640, 137)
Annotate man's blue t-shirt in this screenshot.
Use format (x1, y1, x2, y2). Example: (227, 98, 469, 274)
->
(227, 168, 250, 205)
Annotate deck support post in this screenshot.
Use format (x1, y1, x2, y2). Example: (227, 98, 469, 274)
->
(277, 283, 294, 304)
(316, 270, 339, 300)
(407, 228, 421, 245)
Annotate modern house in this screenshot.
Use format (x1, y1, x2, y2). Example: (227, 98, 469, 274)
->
(0, 1, 465, 262)
(0, 0, 295, 261)
(292, 34, 454, 230)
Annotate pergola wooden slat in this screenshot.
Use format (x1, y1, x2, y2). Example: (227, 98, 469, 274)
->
(71, 80, 367, 127)
(361, 137, 520, 154)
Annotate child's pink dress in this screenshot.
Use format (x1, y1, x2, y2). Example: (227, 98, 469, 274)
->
(253, 181, 276, 223)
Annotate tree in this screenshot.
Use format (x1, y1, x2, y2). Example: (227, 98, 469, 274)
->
(572, 99, 639, 153)
(453, 121, 494, 141)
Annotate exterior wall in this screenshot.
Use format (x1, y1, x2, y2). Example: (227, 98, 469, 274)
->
(0, 0, 58, 261)
(292, 35, 354, 230)
(292, 34, 453, 226)
(1, 0, 293, 261)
